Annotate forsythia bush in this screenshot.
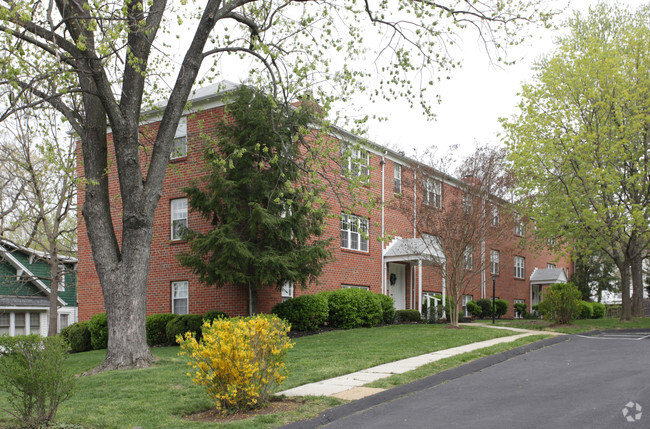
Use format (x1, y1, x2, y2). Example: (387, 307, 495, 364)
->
(178, 314, 293, 413)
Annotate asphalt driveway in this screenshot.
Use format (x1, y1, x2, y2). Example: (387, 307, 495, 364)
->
(286, 331, 650, 429)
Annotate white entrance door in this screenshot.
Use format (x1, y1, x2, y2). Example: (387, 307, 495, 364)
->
(388, 263, 406, 310)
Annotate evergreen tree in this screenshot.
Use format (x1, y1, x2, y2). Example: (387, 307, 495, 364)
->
(178, 87, 332, 313)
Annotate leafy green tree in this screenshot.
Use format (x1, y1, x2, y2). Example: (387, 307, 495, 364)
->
(570, 249, 619, 303)
(0, 0, 550, 370)
(178, 88, 331, 313)
(503, 4, 650, 321)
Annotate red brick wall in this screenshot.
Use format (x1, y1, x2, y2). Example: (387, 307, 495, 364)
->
(77, 101, 572, 321)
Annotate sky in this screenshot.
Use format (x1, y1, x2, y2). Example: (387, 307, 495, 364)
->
(356, 0, 648, 159)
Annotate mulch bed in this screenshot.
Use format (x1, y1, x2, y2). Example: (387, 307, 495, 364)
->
(184, 397, 305, 423)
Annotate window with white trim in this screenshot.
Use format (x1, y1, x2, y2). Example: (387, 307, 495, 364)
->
(340, 214, 369, 252)
(462, 295, 473, 318)
(341, 143, 369, 179)
(172, 281, 189, 315)
(490, 250, 500, 275)
(514, 214, 525, 236)
(423, 177, 441, 208)
(341, 284, 369, 290)
(0, 312, 9, 335)
(281, 281, 294, 302)
(30, 312, 40, 334)
(514, 299, 525, 319)
(14, 312, 25, 335)
(170, 198, 188, 240)
(394, 164, 402, 194)
(491, 206, 499, 227)
(547, 263, 556, 269)
(59, 313, 69, 331)
(58, 265, 66, 291)
(171, 117, 187, 159)
(514, 256, 525, 279)
(464, 246, 473, 270)
(462, 193, 472, 214)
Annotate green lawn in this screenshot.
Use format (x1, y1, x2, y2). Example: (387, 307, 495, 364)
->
(0, 324, 524, 428)
(474, 316, 650, 334)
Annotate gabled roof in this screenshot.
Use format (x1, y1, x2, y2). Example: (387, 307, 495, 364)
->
(0, 240, 68, 306)
(384, 236, 445, 264)
(530, 268, 568, 285)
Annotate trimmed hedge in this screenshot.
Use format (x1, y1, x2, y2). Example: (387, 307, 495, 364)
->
(467, 301, 482, 318)
(326, 288, 382, 329)
(578, 301, 594, 319)
(590, 302, 606, 319)
(494, 299, 509, 318)
(166, 314, 204, 344)
(271, 294, 329, 331)
(513, 302, 528, 319)
(61, 321, 92, 353)
(88, 313, 108, 350)
(377, 294, 396, 324)
(146, 313, 179, 346)
(203, 310, 229, 324)
(475, 299, 492, 319)
(395, 309, 421, 322)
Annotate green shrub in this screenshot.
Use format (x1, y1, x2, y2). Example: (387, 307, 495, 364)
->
(476, 299, 492, 319)
(578, 301, 594, 319)
(395, 309, 421, 322)
(326, 288, 383, 329)
(467, 301, 482, 318)
(203, 310, 229, 324)
(513, 302, 528, 319)
(536, 282, 581, 324)
(88, 312, 108, 350)
(377, 294, 396, 324)
(61, 321, 92, 353)
(494, 299, 509, 318)
(166, 314, 204, 344)
(271, 294, 329, 331)
(591, 302, 606, 319)
(0, 335, 74, 426)
(146, 313, 179, 346)
(178, 315, 292, 413)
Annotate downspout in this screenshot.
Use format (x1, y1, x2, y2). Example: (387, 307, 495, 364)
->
(481, 198, 486, 299)
(381, 155, 385, 295)
(413, 170, 417, 238)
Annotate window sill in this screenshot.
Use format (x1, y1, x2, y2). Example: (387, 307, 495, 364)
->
(169, 239, 187, 245)
(170, 156, 188, 163)
(340, 247, 370, 255)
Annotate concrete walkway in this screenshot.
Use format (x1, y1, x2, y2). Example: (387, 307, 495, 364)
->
(277, 324, 561, 400)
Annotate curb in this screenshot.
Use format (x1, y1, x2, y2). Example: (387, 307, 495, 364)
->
(280, 334, 568, 429)
(576, 328, 650, 336)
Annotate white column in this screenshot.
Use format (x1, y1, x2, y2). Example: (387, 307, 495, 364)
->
(418, 259, 423, 314)
(442, 264, 447, 319)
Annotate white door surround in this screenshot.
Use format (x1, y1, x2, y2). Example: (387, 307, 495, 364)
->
(388, 263, 406, 310)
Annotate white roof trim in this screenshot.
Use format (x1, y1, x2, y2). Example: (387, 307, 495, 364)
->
(0, 243, 66, 306)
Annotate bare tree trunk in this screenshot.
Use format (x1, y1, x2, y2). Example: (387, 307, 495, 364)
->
(48, 257, 59, 336)
(619, 262, 632, 321)
(631, 252, 644, 318)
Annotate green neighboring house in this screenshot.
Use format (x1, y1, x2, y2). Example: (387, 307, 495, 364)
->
(0, 239, 77, 336)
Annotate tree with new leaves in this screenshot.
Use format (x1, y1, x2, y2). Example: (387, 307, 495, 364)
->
(503, 3, 650, 321)
(395, 145, 513, 327)
(0, 107, 77, 336)
(178, 87, 332, 314)
(0, 0, 550, 370)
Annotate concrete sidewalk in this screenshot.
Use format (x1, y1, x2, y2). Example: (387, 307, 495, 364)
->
(277, 325, 560, 400)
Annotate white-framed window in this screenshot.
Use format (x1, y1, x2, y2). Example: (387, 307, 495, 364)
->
(514, 256, 525, 279)
(59, 313, 69, 331)
(172, 281, 189, 315)
(462, 295, 473, 318)
(170, 198, 188, 240)
(281, 281, 294, 302)
(342, 284, 369, 290)
(490, 250, 500, 275)
(547, 237, 556, 247)
(514, 299, 525, 319)
(171, 116, 187, 159)
(491, 206, 499, 227)
(547, 263, 556, 269)
(394, 163, 402, 194)
(0, 312, 9, 335)
(462, 193, 472, 214)
(341, 143, 369, 179)
(464, 246, 473, 270)
(340, 214, 369, 252)
(14, 312, 25, 336)
(423, 177, 441, 208)
(514, 214, 525, 236)
(31, 312, 41, 334)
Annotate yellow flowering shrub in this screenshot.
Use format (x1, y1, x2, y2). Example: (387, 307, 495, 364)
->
(178, 314, 293, 413)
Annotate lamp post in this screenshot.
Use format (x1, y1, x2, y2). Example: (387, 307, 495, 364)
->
(492, 274, 497, 325)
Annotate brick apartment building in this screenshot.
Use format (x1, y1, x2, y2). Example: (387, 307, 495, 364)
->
(77, 82, 572, 321)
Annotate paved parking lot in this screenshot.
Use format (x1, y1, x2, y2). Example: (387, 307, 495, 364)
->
(288, 331, 650, 429)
